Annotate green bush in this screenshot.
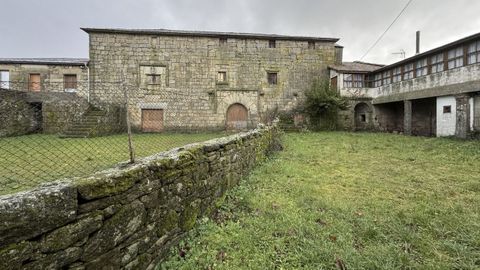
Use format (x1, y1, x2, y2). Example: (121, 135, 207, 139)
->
(303, 79, 348, 130)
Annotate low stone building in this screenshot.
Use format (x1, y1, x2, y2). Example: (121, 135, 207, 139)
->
(82, 28, 341, 131)
(0, 58, 89, 97)
(330, 32, 480, 138)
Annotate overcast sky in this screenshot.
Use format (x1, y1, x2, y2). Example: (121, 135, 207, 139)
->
(1, 0, 479, 65)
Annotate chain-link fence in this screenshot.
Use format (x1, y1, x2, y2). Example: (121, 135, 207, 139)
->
(1, 79, 281, 195)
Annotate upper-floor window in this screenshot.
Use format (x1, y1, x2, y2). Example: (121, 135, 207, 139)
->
(217, 71, 227, 84)
(374, 73, 382, 87)
(382, 71, 391, 85)
(467, 41, 480, 64)
(308, 41, 315, 49)
(403, 63, 414, 80)
(29, 73, 41, 92)
(63, 74, 77, 92)
(416, 58, 428, 77)
(392, 67, 402, 83)
(448, 47, 464, 69)
(269, 40, 276, 48)
(431, 53, 444, 73)
(343, 74, 364, 88)
(267, 72, 278, 85)
(0, 70, 9, 89)
(219, 37, 227, 46)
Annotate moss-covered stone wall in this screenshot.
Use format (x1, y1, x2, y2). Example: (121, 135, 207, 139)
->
(0, 123, 281, 269)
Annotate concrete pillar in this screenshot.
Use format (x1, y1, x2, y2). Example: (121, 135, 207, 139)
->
(404, 100, 412, 135)
(455, 94, 471, 139)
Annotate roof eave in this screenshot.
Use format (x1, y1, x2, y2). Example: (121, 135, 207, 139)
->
(80, 28, 340, 43)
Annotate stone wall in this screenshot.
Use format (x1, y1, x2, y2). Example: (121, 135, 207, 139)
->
(0, 63, 89, 98)
(88, 32, 337, 130)
(0, 123, 281, 269)
(0, 91, 38, 137)
(0, 90, 90, 136)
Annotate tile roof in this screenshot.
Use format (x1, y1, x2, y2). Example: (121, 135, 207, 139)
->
(328, 61, 384, 73)
(0, 58, 88, 66)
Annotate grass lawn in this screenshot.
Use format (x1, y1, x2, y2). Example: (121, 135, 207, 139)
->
(0, 132, 225, 195)
(160, 132, 480, 269)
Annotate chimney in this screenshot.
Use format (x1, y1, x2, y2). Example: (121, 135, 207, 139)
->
(416, 31, 420, 54)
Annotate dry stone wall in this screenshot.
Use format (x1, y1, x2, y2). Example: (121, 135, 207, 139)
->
(0, 123, 281, 269)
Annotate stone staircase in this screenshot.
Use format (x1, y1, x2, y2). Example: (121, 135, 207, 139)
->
(60, 107, 106, 138)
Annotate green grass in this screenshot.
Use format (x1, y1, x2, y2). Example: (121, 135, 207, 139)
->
(0, 132, 225, 195)
(160, 132, 480, 270)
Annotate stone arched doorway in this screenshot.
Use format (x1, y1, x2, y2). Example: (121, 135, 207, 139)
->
(354, 102, 372, 131)
(226, 103, 248, 130)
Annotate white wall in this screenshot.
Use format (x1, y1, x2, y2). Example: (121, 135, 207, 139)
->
(437, 96, 456, 137)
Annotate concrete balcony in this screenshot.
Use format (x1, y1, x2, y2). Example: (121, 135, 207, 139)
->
(372, 63, 480, 104)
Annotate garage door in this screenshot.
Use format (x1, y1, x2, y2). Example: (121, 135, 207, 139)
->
(142, 109, 164, 132)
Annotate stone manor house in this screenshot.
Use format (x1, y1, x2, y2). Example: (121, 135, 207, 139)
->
(1, 28, 479, 138)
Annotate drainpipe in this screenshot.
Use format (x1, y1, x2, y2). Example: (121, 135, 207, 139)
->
(84, 62, 90, 103)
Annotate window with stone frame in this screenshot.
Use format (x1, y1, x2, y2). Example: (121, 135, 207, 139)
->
(467, 40, 480, 64)
(416, 58, 428, 77)
(431, 53, 444, 73)
(269, 40, 276, 48)
(308, 41, 315, 49)
(63, 74, 77, 92)
(382, 70, 391, 85)
(217, 71, 227, 84)
(140, 65, 166, 88)
(448, 47, 464, 69)
(392, 67, 402, 83)
(403, 63, 414, 80)
(267, 72, 278, 85)
(443, 105, 452, 114)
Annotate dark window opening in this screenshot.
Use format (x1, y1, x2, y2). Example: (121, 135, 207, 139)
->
(443, 105, 452, 113)
(360, 114, 366, 122)
(308, 41, 315, 49)
(147, 74, 161, 85)
(267, 72, 278, 85)
(219, 38, 227, 46)
(269, 40, 276, 48)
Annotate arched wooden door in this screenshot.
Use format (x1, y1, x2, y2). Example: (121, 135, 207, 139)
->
(354, 102, 371, 131)
(226, 103, 248, 130)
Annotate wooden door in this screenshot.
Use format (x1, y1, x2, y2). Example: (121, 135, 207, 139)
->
(142, 109, 164, 132)
(330, 76, 337, 91)
(29, 74, 41, 92)
(226, 103, 248, 130)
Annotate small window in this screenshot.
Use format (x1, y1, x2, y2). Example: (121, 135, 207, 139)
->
(443, 105, 452, 114)
(374, 73, 382, 87)
(146, 74, 161, 85)
(416, 58, 428, 77)
(344, 73, 364, 88)
(64, 74, 77, 92)
(308, 41, 315, 49)
(382, 70, 391, 85)
(267, 72, 278, 85)
(392, 67, 402, 82)
(448, 47, 464, 69)
(431, 53, 444, 73)
(217, 71, 227, 83)
(269, 40, 276, 48)
(403, 63, 414, 80)
(467, 41, 480, 64)
(219, 38, 227, 46)
(0, 70, 9, 89)
(29, 73, 41, 92)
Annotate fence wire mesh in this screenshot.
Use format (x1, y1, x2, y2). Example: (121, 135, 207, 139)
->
(0, 78, 285, 195)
